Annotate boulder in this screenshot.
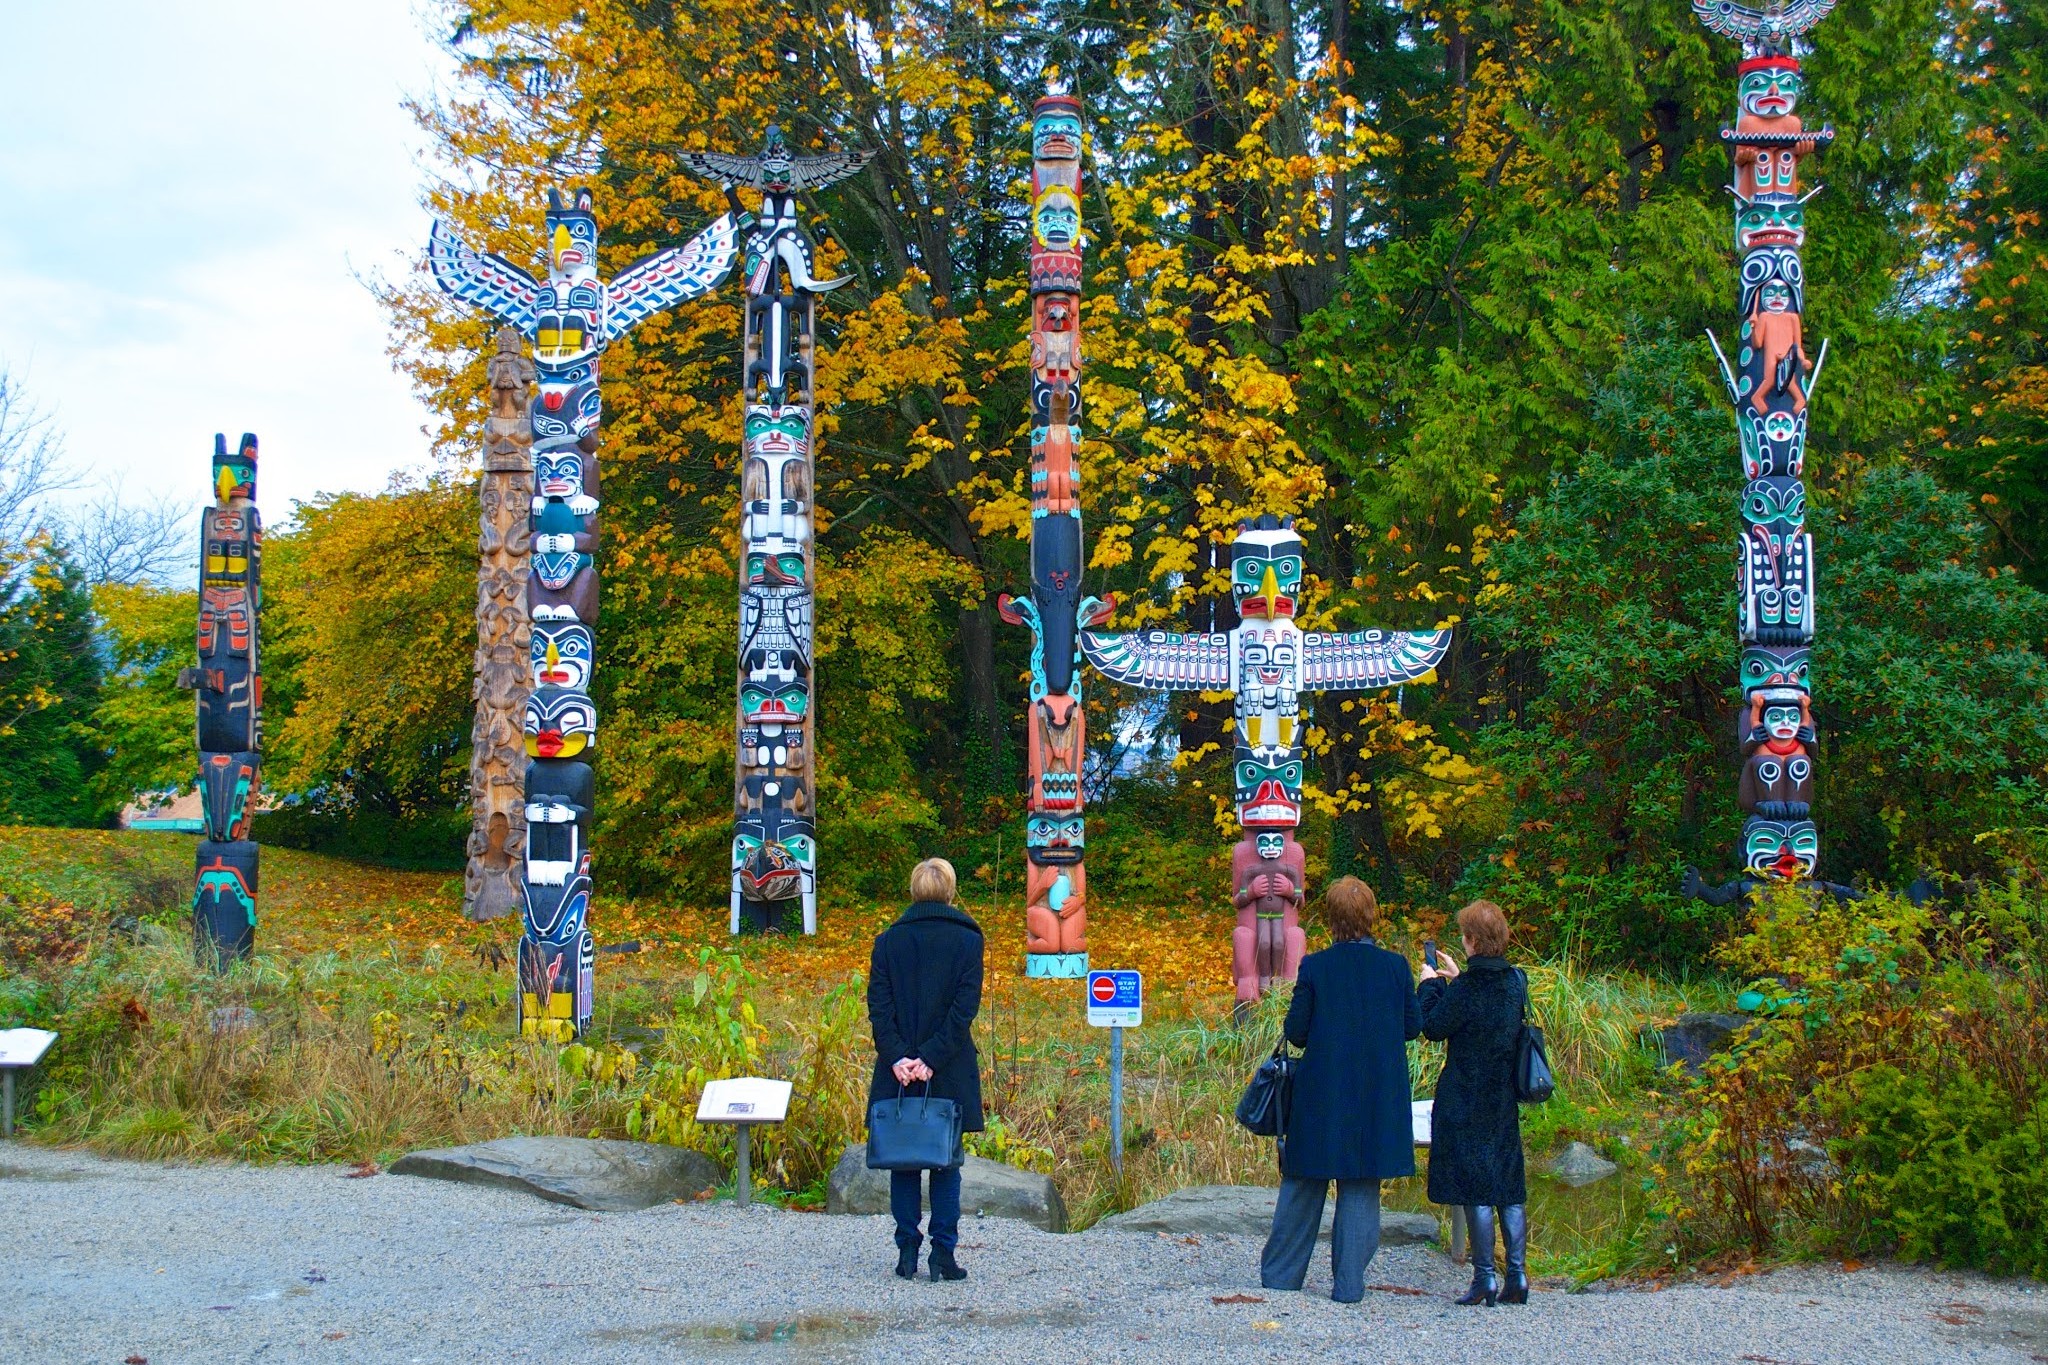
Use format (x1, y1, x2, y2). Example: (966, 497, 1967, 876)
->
(1657, 1012, 1747, 1074)
(390, 1136, 721, 1212)
(827, 1145, 1067, 1232)
(1548, 1141, 1619, 1188)
(1095, 1184, 1439, 1246)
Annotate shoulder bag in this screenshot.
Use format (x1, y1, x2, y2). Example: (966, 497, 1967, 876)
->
(1512, 968, 1556, 1105)
(866, 1082, 964, 1170)
(1235, 1037, 1296, 1148)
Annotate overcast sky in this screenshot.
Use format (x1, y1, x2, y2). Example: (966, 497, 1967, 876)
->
(0, 0, 456, 528)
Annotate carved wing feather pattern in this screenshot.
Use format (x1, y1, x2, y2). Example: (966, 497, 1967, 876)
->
(1079, 630, 1230, 691)
(676, 150, 768, 186)
(1299, 629, 1452, 692)
(677, 149, 875, 192)
(1691, 0, 1838, 42)
(603, 213, 738, 341)
(428, 219, 541, 332)
(784, 150, 876, 191)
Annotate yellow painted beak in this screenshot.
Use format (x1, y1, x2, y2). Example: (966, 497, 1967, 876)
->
(216, 467, 235, 503)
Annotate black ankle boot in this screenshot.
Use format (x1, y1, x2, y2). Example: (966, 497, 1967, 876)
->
(928, 1245, 967, 1281)
(1455, 1206, 1498, 1306)
(895, 1242, 921, 1279)
(1499, 1205, 1529, 1304)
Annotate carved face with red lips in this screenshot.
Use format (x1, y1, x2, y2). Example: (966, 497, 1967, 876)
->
(524, 687, 597, 759)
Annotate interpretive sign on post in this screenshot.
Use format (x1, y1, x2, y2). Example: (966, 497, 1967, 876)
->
(0, 1028, 57, 1138)
(1084, 971, 1141, 1174)
(696, 1077, 792, 1209)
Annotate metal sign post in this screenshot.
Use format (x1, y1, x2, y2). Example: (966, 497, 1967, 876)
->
(696, 1077, 793, 1209)
(0, 1029, 58, 1138)
(1085, 971, 1142, 1176)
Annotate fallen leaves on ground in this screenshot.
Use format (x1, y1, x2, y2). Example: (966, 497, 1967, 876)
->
(1211, 1293, 1266, 1304)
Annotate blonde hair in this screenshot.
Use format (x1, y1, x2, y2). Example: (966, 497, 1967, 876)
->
(1456, 899, 1512, 956)
(1325, 876, 1378, 941)
(909, 857, 958, 905)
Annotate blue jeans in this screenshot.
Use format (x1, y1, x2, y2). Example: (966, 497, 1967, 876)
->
(890, 1166, 962, 1252)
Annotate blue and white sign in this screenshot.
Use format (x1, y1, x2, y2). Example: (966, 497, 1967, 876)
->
(1086, 969, 1142, 1028)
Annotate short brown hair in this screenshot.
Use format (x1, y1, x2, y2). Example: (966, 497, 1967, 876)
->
(1456, 899, 1511, 956)
(1325, 877, 1378, 941)
(910, 857, 957, 904)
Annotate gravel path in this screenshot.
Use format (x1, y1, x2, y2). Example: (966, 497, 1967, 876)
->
(5, 1142, 2043, 1364)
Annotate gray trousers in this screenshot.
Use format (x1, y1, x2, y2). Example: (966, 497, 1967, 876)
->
(1260, 1177, 1381, 1303)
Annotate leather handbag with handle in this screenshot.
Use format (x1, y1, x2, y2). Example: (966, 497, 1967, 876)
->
(866, 1082, 964, 1170)
(1234, 1038, 1297, 1167)
(1513, 968, 1556, 1105)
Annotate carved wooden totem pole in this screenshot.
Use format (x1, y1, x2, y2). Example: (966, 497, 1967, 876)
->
(466, 326, 537, 922)
(677, 127, 873, 936)
(430, 190, 737, 1036)
(1685, 0, 1856, 907)
(997, 95, 1111, 978)
(1082, 519, 1450, 1003)
(178, 433, 262, 969)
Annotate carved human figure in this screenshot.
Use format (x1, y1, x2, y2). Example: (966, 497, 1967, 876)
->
(1231, 831, 1305, 1005)
(1024, 814, 1087, 959)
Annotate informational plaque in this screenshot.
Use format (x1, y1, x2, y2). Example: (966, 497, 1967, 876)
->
(0, 1029, 57, 1068)
(696, 1076, 792, 1124)
(1411, 1098, 1434, 1146)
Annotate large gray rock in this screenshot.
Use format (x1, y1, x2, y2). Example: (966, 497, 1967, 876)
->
(390, 1137, 721, 1212)
(1548, 1141, 1619, 1188)
(1658, 1012, 1748, 1074)
(1095, 1184, 1438, 1246)
(827, 1145, 1067, 1232)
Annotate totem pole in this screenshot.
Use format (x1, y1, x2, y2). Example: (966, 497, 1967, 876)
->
(466, 326, 537, 922)
(677, 127, 874, 936)
(177, 434, 262, 969)
(1683, 0, 1857, 907)
(995, 94, 1111, 979)
(429, 190, 737, 1036)
(1082, 518, 1450, 1003)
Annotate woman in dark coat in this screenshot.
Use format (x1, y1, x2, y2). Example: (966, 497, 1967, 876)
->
(867, 857, 984, 1282)
(1261, 877, 1422, 1304)
(1418, 898, 1530, 1306)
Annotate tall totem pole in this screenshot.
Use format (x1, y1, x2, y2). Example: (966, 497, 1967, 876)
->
(466, 326, 538, 921)
(1685, 0, 1853, 906)
(1082, 519, 1450, 1003)
(430, 191, 737, 1036)
(677, 127, 874, 937)
(996, 95, 1112, 979)
(179, 434, 262, 969)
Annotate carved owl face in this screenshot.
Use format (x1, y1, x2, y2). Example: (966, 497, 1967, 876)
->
(1231, 524, 1304, 619)
(532, 622, 594, 690)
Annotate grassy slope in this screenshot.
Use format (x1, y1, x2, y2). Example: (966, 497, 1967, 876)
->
(0, 826, 1728, 1273)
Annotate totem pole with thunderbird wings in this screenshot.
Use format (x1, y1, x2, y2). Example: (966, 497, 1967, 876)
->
(1081, 518, 1450, 1003)
(677, 127, 873, 937)
(1684, 0, 1859, 906)
(429, 189, 738, 1035)
(178, 434, 263, 969)
(996, 94, 1113, 978)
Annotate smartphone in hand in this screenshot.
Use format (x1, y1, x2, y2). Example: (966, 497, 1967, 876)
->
(1423, 939, 1439, 969)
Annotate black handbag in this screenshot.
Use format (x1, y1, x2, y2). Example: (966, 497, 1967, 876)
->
(1513, 969, 1556, 1105)
(1234, 1039, 1296, 1138)
(866, 1083, 964, 1171)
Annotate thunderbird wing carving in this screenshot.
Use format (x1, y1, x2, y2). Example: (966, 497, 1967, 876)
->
(1691, 0, 1838, 43)
(1079, 630, 1230, 691)
(1299, 628, 1452, 691)
(603, 213, 738, 342)
(427, 219, 541, 332)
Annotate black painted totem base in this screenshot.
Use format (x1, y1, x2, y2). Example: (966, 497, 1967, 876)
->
(193, 838, 258, 969)
(736, 898, 796, 934)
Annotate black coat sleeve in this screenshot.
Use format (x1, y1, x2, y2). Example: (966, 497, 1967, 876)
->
(868, 936, 909, 1064)
(1418, 974, 1467, 1042)
(914, 933, 983, 1070)
(1400, 958, 1423, 1041)
(1283, 957, 1316, 1048)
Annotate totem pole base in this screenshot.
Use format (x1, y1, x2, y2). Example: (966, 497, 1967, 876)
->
(1025, 952, 1089, 979)
(735, 899, 796, 935)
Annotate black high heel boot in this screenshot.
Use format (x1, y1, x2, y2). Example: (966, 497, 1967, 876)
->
(1499, 1205, 1529, 1303)
(1455, 1206, 1498, 1306)
(928, 1245, 967, 1281)
(895, 1238, 921, 1279)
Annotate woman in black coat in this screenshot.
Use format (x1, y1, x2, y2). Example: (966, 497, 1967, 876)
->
(1260, 877, 1421, 1304)
(867, 857, 984, 1282)
(1418, 898, 1530, 1306)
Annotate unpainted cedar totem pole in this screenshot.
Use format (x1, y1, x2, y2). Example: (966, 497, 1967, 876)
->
(429, 190, 738, 1036)
(1684, 0, 1860, 906)
(178, 434, 263, 969)
(1082, 520, 1451, 1004)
